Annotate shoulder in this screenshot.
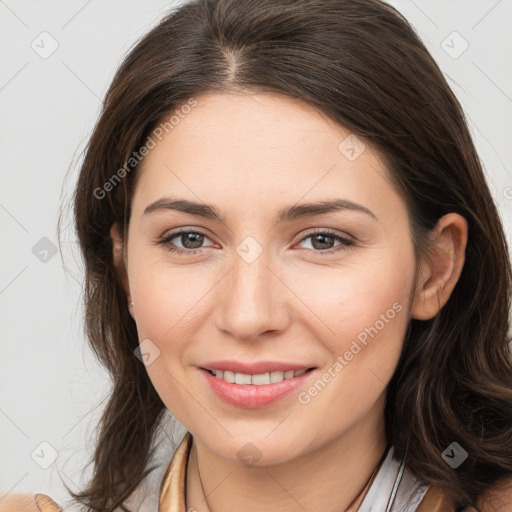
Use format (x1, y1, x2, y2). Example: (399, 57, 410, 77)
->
(0, 494, 62, 512)
(474, 477, 512, 512)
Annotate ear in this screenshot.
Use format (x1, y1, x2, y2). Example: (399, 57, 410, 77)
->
(110, 222, 133, 317)
(411, 213, 468, 321)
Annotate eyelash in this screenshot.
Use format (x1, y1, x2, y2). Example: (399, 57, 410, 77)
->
(156, 228, 355, 256)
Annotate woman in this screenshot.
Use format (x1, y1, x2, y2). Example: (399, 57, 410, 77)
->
(5, 0, 512, 510)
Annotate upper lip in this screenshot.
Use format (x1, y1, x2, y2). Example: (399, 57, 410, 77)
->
(199, 360, 317, 375)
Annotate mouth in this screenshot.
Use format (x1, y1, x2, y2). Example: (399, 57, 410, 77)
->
(198, 363, 318, 408)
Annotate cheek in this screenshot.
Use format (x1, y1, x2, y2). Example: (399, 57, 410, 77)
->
(294, 247, 414, 386)
(128, 247, 213, 341)
(338, 265, 411, 342)
(295, 250, 412, 337)
(126, 257, 213, 424)
(294, 269, 411, 439)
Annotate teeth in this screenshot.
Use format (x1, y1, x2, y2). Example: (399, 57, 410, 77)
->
(235, 372, 252, 385)
(222, 370, 235, 383)
(252, 372, 270, 385)
(209, 368, 310, 385)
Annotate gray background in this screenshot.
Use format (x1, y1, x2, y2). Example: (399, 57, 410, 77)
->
(1, 0, 511, 506)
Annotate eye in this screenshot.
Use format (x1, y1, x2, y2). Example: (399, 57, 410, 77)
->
(156, 228, 355, 256)
(157, 229, 216, 255)
(296, 229, 355, 254)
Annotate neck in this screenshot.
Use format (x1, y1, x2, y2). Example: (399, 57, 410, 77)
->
(186, 394, 388, 512)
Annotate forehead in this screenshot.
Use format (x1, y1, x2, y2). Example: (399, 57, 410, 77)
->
(145, 90, 364, 162)
(131, 91, 401, 222)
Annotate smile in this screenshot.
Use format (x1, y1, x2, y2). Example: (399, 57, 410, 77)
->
(199, 365, 317, 408)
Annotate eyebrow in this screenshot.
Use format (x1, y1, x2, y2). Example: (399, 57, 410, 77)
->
(142, 197, 378, 222)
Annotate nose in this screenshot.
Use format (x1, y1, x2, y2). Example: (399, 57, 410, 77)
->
(213, 246, 290, 342)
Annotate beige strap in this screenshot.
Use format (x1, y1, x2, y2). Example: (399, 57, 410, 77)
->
(159, 432, 192, 512)
(34, 494, 62, 512)
(417, 485, 456, 512)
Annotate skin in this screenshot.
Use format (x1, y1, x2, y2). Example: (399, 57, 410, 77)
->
(111, 90, 468, 512)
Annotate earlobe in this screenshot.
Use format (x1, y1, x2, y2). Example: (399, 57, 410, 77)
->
(411, 213, 468, 321)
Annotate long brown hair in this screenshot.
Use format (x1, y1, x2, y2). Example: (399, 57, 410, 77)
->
(60, 0, 512, 509)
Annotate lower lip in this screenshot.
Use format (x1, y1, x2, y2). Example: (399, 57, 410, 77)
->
(199, 368, 316, 408)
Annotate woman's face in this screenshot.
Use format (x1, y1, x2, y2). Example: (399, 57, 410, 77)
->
(116, 91, 419, 464)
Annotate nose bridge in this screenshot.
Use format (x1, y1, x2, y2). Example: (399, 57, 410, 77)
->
(215, 241, 287, 340)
